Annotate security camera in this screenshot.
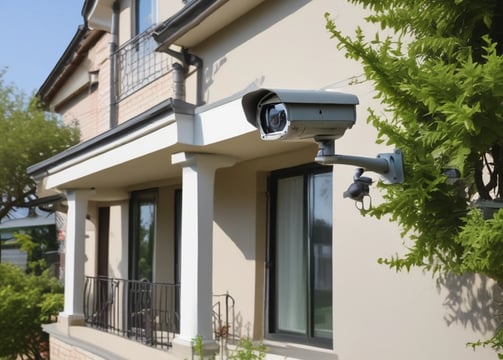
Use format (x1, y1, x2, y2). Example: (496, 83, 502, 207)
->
(241, 88, 359, 141)
(241, 88, 405, 198)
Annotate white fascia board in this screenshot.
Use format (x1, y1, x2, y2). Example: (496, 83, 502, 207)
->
(193, 97, 257, 146)
(43, 97, 253, 189)
(45, 115, 177, 189)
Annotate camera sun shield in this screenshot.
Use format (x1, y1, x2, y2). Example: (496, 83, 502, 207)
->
(242, 88, 359, 141)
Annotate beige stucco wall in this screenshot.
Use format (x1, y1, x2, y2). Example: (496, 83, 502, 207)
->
(118, 0, 132, 45)
(158, 0, 185, 26)
(197, 1, 499, 358)
(189, 0, 365, 105)
(213, 163, 261, 340)
(57, 209, 97, 281)
(81, 199, 130, 280)
(84, 205, 98, 276)
(154, 186, 178, 284)
(108, 201, 129, 279)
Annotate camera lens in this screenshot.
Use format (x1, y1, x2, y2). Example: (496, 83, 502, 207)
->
(260, 103, 287, 134)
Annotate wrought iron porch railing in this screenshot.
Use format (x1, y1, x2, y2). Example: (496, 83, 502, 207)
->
(115, 26, 173, 101)
(84, 276, 179, 349)
(84, 276, 237, 349)
(213, 292, 236, 341)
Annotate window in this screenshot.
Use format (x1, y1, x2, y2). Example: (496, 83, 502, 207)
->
(129, 189, 157, 281)
(268, 164, 333, 347)
(134, 0, 158, 35)
(97, 207, 110, 277)
(118, 0, 168, 100)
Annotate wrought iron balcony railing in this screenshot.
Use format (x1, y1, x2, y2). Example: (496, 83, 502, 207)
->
(115, 27, 173, 101)
(84, 276, 179, 349)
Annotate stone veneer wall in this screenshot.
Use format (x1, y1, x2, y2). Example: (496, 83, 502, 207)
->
(49, 336, 105, 360)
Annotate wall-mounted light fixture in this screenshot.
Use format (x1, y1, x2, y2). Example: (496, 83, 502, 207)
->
(316, 140, 404, 209)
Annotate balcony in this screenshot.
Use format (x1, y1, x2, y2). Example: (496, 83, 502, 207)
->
(115, 27, 173, 101)
(83, 276, 179, 350)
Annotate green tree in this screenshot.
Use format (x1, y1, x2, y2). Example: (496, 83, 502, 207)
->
(0, 262, 63, 360)
(1, 230, 62, 359)
(325, 0, 503, 354)
(0, 69, 77, 358)
(0, 69, 79, 221)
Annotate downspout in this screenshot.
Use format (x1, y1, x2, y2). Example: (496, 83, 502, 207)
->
(184, 49, 204, 106)
(164, 48, 204, 106)
(172, 63, 186, 101)
(109, 1, 120, 128)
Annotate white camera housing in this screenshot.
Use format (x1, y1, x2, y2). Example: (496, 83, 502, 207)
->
(241, 88, 359, 141)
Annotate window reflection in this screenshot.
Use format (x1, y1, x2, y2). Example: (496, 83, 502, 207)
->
(135, 0, 157, 35)
(130, 190, 157, 281)
(269, 165, 333, 346)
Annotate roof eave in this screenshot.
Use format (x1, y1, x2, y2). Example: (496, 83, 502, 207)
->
(27, 98, 194, 178)
(37, 27, 105, 106)
(153, 0, 225, 51)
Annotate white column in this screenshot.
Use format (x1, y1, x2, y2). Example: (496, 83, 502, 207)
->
(172, 152, 236, 344)
(59, 189, 91, 327)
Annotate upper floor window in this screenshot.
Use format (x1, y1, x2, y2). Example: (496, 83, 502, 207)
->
(134, 0, 158, 35)
(116, 0, 171, 100)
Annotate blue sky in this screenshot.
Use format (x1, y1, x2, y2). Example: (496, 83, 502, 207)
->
(0, 1, 84, 95)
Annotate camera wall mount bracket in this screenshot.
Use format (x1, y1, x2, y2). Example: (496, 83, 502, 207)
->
(315, 140, 404, 184)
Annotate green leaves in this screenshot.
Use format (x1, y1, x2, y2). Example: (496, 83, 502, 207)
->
(327, 0, 503, 269)
(327, 0, 503, 354)
(0, 263, 63, 359)
(456, 209, 503, 280)
(228, 338, 267, 360)
(0, 70, 80, 220)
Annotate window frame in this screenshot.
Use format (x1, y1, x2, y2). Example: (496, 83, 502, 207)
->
(266, 163, 333, 349)
(133, 0, 158, 36)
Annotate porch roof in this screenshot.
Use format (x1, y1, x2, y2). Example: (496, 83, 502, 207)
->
(27, 93, 311, 200)
(27, 98, 191, 179)
(26, 92, 306, 200)
(26, 98, 193, 199)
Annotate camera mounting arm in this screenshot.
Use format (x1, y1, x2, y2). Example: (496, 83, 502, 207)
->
(315, 139, 404, 184)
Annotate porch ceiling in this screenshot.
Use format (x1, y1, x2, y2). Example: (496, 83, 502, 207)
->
(43, 128, 309, 200)
(154, 0, 267, 50)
